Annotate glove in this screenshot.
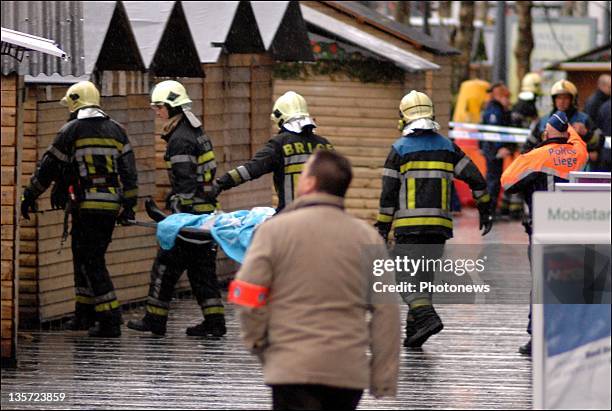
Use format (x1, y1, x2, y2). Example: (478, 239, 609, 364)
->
(21, 188, 38, 220)
(117, 206, 135, 226)
(209, 179, 222, 199)
(478, 202, 493, 236)
(50, 182, 69, 210)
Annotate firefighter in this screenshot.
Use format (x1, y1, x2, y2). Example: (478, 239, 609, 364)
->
(127, 80, 225, 337)
(511, 72, 542, 129)
(480, 83, 521, 218)
(20, 81, 138, 338)
(212, 91, 333, 211)
(501, 112, 588, 355)
(524, 80, 598, 158)
(375, 90, 493, 348)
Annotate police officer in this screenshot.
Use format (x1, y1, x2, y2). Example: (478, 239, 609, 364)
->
(213, 91, 333, 211)
(501, 112, 589, 355)
(20, 81, 138, 337)
(480, 83, 520, 218)
(127, 80, 225, 337)
(525, 80, 598, 157)
(375, 90, 493, 348)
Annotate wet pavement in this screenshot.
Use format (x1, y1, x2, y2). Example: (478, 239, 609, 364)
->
(2, 211, 533, 410)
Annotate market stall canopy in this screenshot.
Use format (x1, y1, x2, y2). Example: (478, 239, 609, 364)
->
(252, 1, 313, 62)
(544, 43, 612, 72)
(300, 4, 439, 72)
(1, 27, 66, 61)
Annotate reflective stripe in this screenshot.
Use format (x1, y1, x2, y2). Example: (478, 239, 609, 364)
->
(48, 145, 71, 162)
(146, 305, 169, 316)
(122, 143, 132, 154)
(95, 300, 120, 312)
(84, 192, 120, 201)
(454, 156, 471, 175)
(80, 201, 121, 211)
(379, 207, 395, 215)
(95, 291, 118, 304)
(403, 170, 453, 179)
(284, 163, 305, 174)
(75, 295, 95, 304)
(237, 166, 251, 181)
(203, 306, 225, 316)
(179, 197, 194, 205)
(472, 189, 487, 199)
(395, 209, 452, 218)
(75, 147, 119, 157)
(393, 217, 453, 229)
(400, 161, 454, 174)
(123, 188, 138, 198)
(228, 279, 269, 308)
(284, 174, 293, 205)
(148, 297, 170, 309)
(228, 169, 242, 184)
(106, 155, 114, 174)
(75, 138, 124, 150)
(383, 168, 400, 179)
(198, 151, 215, 164)
(86, 154, 96, 175)
(198, 160, 216, 172)
(377, 214, 393, 223)
(193, 203, 216, 212)
(170, 154, 197, 164)
(476, 193, 491, 204)
(76, 287, 94, 297)
(441, 178, 447, 210)
(204, 298, 224, 307)
(407, 178, 416, 209)
(284, 154, 310, 165)
(203, 170, 213, 183)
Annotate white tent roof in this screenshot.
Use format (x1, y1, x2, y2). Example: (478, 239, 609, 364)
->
(1, 27, 66, 59)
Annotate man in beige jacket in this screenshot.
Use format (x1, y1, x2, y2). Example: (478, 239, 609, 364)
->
(228, 150, 401, 410)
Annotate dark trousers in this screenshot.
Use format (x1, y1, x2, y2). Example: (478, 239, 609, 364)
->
(71, 212, 121, 325)
(271, 384, 363, 411)
(486, 157, 504, 214)
(144, 239, 223, 331)
(395, 234, 447, 305)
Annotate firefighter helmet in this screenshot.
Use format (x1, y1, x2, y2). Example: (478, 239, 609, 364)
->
(271, 91, 310, 128)
(521, 72, 542, 95)
(60, 81, 101, 112)
(150, 80, 192, 107)
(550, 80, 578, 99)
(399, 90, 434, 124)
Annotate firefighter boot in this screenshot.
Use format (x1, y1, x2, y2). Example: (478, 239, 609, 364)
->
(88, 322, 121, 338)
(404, 312, 417, 341)
(64, 316, 95, 331)
(404, 306, 444, 348)
(127, 318, 166, 336)
(186, 314, 226, 337)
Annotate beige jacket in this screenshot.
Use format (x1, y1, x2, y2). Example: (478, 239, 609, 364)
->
(234, 193, 400, 397)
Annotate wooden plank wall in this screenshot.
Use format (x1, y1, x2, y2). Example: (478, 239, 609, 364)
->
(154, 54, 275, 284)
(274, 74, 405, 222)
(1, 73, 21, 366)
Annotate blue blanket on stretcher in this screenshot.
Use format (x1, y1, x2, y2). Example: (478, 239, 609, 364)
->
(156, 207, 276, 263)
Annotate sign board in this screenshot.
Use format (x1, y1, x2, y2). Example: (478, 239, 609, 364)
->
(569, 171, 612, 184)
(532, 192, 611, 410)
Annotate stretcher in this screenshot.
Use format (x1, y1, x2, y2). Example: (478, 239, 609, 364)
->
(127, 199, 214, 244)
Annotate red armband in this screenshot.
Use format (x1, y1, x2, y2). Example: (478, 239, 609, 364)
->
(228, 279, 269, 308)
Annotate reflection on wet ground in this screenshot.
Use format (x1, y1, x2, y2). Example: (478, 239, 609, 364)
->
(2, 211, 532, 409)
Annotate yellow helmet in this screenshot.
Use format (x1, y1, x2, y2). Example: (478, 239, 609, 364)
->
(271, 91, 310, 128)
(399, 90, 434, 124)
(521, 72, 542, 95)
(60, 81, 100, 112)
(150, 80, 192, 107)
(551, 79, 578, 98)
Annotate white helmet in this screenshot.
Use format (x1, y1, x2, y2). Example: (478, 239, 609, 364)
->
(271, 91, 310, 128)
(150, 80, 192, 107)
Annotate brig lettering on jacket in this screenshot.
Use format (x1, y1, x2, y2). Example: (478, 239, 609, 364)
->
(283, 142, 334, 156)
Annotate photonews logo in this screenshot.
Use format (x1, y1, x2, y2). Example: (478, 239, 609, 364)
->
(548, 207, 611, 222)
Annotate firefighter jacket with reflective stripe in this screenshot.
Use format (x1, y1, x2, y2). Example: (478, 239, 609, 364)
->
(501, 126, 588, 234)
(27, 112, 138, 214)
(162, 115, 217, 215)
(217, 129, 333, 211)
(376, 131, 490, 239)
(525, 107, 597, 153)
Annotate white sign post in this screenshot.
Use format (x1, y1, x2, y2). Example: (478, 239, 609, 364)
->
(532, 191, 611, 409)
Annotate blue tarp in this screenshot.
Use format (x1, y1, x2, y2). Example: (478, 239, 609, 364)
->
(156, 207, 276, 263)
